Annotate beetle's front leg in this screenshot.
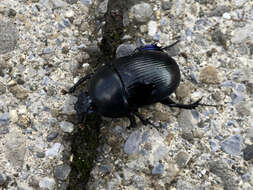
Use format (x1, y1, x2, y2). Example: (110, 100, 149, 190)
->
(68, 73, 93, 93)
(134, 111, 157, 128)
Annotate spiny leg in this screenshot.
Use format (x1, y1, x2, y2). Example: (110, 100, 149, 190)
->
(127, 113, 137, 129)
(160, 97, 217, 109)
(134, 111, 156, 128)
(68, 73, 93, 93)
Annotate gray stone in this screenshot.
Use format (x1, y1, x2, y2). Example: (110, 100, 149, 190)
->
(209, 139, 220, 152)
(152, 163, 164, 175)
(54, 164, 71, 181)
(209, 160, 239, 190)
(0, 112, 9, 125)
(236, 102, 253, 116)
(243, 144, 253, 161)
(39, 177, 55, 190)
(178, 110, 195, 130)
(60, 121, 74, 133)
(162, 0, 173, 10)
(80, 0, 92, 6)
(130, 3, 153, 23)
(95, 0, 108, 18)
(36, 152, 45, 158)
(221, 135, 242, 156)
(175, 151, 191, 168)
(5, 130, 26, 168)
(46, 132, 59, 142)
(208, 6, 231, 17)
(176, 179, 199, 190)
(124, 130, 141, 155)
(211, 29, 227, 48)
(116, 44, 136, 58)
(64, 0, 78, 4)
(0, 172, 6, 185)
(46, 143, 63, 157)
(0, 21, 18, 54)
(9, 85, 29, 100)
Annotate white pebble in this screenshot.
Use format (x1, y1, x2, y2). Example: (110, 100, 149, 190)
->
(223, 12, 231, 19)
(148, 21, 157, 37)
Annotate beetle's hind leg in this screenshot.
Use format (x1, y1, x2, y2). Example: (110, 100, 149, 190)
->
(67, 73, 93, 93)
(127, 113, 137, 129)
(160, 97, 217, 109)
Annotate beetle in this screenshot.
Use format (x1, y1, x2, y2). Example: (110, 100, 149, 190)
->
(66, 42, 215, 129)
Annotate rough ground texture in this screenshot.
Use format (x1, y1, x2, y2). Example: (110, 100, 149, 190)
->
(0, 0, 252, 189)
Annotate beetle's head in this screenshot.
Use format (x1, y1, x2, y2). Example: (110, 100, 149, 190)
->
(74, 92, 94, 122)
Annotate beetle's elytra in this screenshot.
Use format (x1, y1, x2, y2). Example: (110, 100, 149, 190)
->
(67, 43, 214, 129)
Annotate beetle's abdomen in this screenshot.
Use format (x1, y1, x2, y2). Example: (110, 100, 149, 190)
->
(88, 65, 130, 117)
(115, 51, 180, 108)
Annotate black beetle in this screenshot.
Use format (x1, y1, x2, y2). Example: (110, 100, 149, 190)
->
(66, 42, 214, 128)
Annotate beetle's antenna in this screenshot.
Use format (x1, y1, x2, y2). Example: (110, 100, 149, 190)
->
(162, 39, 180, 51)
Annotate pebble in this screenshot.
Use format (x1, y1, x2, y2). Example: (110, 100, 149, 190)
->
(9, 85, 29, 100)
(209, 160, 239, 190)
(176, 179, 199, 190)
(130, 3, 153, 23)
(39, 177, 55, 190)
(116, 44, 136, 58)
(5, 130, 26, 168)
(65, 10, 74, 18)
(148, 21, 157, 37)
(209, 139, 220, 152)
(45, 143, 63, 157)
(208, 6, 231, 17)
(231, 24, 253, 43)
(0, 172, 6, 185)
(152, 162, 164, 175)
(9, 110, 18, 123)
(54, 164, 71, 181)
(221, 135, 242, 156)
(166, 160, 180, 183)
(175, 151, 191, 168)
(243, 144, 253, 161)
(0, 83, 6, 95)
(162, 0, 173, 10)
(80, 0, 93, 6)
(124, 130, 141, 155)
(60, 121, 74, 133)
(211, 29, 227, 49)
(0, 112, 9, 125)
(199, 65, 220, 84)
(36, 152, 46, 158)
(236, 102, 253, 116)
(223, 12, 231, 19)
(46, 132, 59, 142)
(0, 21, 19, 54)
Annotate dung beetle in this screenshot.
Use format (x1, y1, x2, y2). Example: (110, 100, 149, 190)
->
(66, 42, 215, 129)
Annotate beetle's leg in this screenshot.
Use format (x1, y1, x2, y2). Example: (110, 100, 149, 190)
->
(134, 111, 156, 127)
(160, 97, 217, 109)
(68, 73, 93, 93)
(162, 39, 180, 51)
(127, 113, 137, 129)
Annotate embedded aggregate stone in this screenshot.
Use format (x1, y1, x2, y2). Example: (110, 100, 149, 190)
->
(243, 144, 253, 161)
(39, 177, 55, 190)
(0, 173, 6, 185)
(60, 121, 74, 133)
(46, 132, 59, 142)
(221, 135, 242, 156)
(152, 162, 164, 175)
(54, 164, 71, 181)
(0, 21, 18, 54)
(116, 44, 136, 58)
(124, 130, 141, 155)
(130, 3, 153, 23)
(209, 160, 239, 190)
